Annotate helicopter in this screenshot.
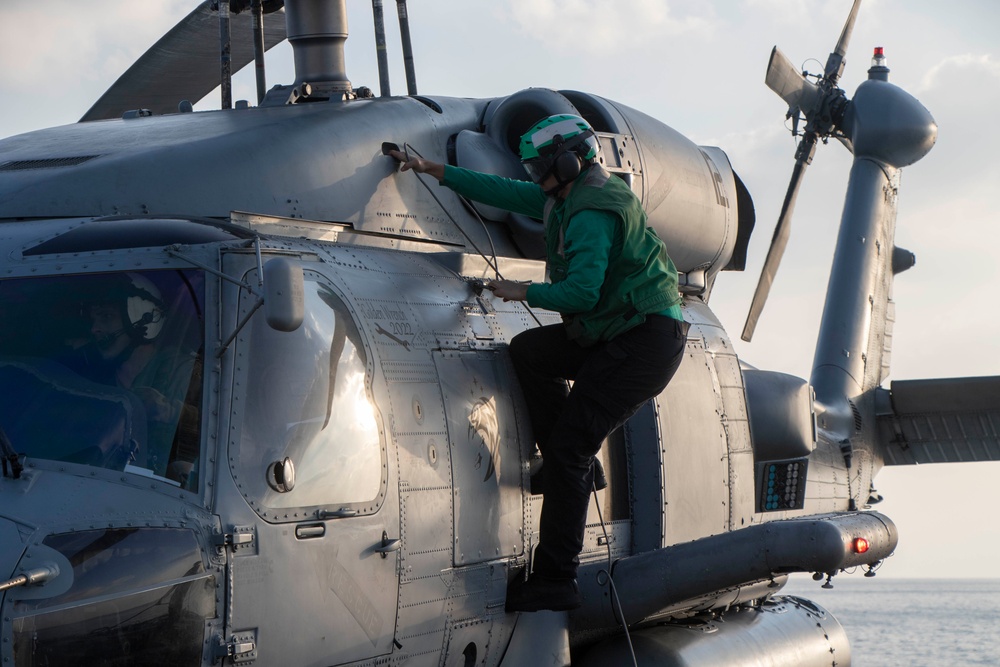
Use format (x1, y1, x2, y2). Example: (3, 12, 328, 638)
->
(1, 1, 998, 665)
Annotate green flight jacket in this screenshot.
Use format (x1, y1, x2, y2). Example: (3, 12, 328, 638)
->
(441, 164, 681, 346)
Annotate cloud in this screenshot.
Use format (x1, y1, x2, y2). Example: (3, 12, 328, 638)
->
(503, 0, 715, 51)
(0, 1, 191, 87)
(745, 0, 882, 28)
(918, 53, 1000, 101)
(918, 52, 1000, 95)
(906, 54, 1000, 201)
(0, 1, 222, 132)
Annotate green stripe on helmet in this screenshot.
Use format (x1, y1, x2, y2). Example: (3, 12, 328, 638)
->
(519, 114, 599, 162)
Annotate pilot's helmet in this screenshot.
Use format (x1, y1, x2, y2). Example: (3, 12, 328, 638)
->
(86, 272, 166, 343)
(519, 114, 600, 184)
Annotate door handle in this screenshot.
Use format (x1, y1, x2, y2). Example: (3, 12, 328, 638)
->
(374, 531, 401, 558)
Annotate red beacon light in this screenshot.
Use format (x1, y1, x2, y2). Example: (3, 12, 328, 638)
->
(871, 46, 887, 68)
(852, 537, 870, 554)
(868, 46, 889, 80)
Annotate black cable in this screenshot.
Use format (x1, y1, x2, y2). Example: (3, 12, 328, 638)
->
(592, 482, 638, 667)
(402, 143, 501, 279)
(397, 143, 545, 328)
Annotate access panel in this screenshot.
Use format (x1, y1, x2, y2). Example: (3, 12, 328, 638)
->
(434, 350, 526, 566)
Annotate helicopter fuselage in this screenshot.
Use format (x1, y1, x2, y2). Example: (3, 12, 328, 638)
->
(0, 88, 897, 666)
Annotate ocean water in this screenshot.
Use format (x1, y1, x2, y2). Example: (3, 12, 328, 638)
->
(781, 576, 1000, 666)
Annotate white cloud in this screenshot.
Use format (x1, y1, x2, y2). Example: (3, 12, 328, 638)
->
(905, 53, 1000, 203)
(0, 1, 231, 132)
(745, 0, 884, 29)
(0, 1, 191, 87)
(919, 52, 1000, 94)
(503, 0, 714, 50)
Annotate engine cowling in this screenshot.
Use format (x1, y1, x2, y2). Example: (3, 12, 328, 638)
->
(456, 88, 755, 292)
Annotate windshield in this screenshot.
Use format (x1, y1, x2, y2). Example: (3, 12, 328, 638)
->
(0, 270, 205, 489)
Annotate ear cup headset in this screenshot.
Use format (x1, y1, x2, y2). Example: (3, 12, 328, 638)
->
(85, 273, 166, 350)
(120, 273, 166, 343)
(549, 130, 597, 183)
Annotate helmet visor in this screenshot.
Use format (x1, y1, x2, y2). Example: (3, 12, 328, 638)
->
(521, 157, 553, 183)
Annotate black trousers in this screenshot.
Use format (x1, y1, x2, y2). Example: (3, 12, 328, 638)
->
(509, 315, 687, 579)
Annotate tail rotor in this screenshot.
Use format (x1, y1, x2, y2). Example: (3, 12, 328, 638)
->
(741, 0, 863, 342)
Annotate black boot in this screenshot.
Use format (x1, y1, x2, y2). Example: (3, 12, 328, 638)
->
(506, 573, 580, 612)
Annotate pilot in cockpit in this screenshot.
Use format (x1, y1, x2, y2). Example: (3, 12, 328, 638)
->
(63, 273, 199, 482)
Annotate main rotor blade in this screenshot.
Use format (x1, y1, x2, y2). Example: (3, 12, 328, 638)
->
(741, 136, 817, 342)
(825, 0, 863, 84)
(765, 46, 821, 113)
(81, 2, 287, 122)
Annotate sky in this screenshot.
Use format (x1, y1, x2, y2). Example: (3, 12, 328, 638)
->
(1, 1, 998, 580)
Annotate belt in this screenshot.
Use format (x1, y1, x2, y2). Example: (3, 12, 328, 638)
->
(634, 312, 690, 337)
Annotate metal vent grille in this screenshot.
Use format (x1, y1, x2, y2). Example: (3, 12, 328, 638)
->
(0, 155, 101, 171)
(849, 399, 863, 432)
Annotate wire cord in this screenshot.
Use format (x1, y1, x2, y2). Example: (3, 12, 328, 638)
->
(592, 481, 638, 667)
(398, 143, 545, 327)
(402, 142, 501, 279)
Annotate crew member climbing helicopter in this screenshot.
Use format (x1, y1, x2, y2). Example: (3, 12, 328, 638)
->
(391, 113, 687, 612)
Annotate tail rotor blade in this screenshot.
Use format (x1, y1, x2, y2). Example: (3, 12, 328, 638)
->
(765, 46, 821, 113)
(825, 0, 863, 84)
(744, 1, 862, 343)
(741, 136, 817, 342)
(833, 0, 863, 58)
(81, 1, 287, 122)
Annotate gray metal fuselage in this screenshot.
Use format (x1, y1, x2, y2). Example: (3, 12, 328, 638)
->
(0, 80, 918, 666)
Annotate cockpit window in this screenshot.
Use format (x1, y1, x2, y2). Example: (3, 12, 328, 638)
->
(0, 270, 205, 489)
(234, 273, 383, 517)
(12, 528, 214, 667)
